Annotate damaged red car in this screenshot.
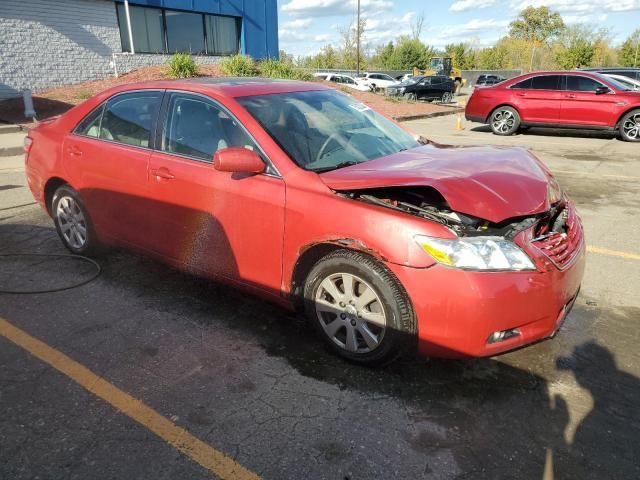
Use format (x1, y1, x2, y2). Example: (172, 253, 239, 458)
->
(25, 79, 585, 365)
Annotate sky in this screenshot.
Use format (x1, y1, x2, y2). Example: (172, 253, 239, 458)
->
(276, 0, 640, 57)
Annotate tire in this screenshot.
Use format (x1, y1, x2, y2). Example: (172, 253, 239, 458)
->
(303, 250, 416, 366)
(51, 185, 101, 256)
(404, 92, 417, 102)
(370, 83, 377, 92)
(489, 106, 520, 136)
(441, 91, 453, 104)
(619, 109, 640, 142)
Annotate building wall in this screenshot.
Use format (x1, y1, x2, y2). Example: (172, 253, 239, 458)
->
(0, 0, 121, 99)
(0, 0, 278, 100)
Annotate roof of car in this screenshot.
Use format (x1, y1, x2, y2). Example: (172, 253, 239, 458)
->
(100, 77, 330, 98)
(580, 67, 640, 71)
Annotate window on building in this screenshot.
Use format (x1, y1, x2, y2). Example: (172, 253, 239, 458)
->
(100, 92, 162, 148)
(166, 11, 205, 54)
(116, 4, 164, 54)
(205, 15, 240, 55)
(115, 4, 240, 56)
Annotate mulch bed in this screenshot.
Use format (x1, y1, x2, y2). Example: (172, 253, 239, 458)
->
(0, 65, 454, 127)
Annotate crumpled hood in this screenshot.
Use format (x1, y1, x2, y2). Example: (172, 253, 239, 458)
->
(319, 143, 552, 223)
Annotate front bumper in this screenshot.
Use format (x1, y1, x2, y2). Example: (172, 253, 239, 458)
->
(386, 241, 586, 358)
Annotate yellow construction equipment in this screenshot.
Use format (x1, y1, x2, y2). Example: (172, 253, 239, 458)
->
(414, 57, 466, 92)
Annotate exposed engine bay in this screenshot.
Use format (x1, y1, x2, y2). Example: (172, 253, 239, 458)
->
(339, 186, 568, 239)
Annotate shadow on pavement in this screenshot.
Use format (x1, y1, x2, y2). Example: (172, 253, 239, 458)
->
(469, 124, 618, 141)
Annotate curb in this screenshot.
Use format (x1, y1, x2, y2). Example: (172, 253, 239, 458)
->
(0, 146, 24, 157)
(0, 124, 24, 134)
(394, 107, 464, 122)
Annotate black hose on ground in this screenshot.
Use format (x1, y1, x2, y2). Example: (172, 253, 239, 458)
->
(0, 253, 101, 294)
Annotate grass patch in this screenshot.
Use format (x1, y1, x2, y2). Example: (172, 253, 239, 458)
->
(220, 54, 259, 76)
(168, 53, 198, 78)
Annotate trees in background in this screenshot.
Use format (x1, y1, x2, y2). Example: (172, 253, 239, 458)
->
(287, 6, 637, 72)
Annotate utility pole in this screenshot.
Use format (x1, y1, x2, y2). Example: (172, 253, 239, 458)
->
(356, 0, 360, 76)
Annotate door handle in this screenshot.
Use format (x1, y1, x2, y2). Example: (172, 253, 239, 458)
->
(66, 146, 83, 156)
(151, 167, 175, 180)
(516, 93, 527, 97)
(565, 94, 576, 99)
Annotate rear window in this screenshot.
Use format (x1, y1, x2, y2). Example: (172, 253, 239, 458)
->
(531, 75, 562, 90)
(511, 78, 532, 89)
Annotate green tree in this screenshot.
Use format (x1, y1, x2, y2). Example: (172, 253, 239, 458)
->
(387, 36, 434, 70)
(477, 45, 508, 70)
(369, 41, 395, 69)
(444, 42, 475, 70)
(339, 18, 367, 70)
(509, 6, 565, 44)
(302, 44, 339, 69)
(555, 25, 595, 70)
(619, 29, 640, 67)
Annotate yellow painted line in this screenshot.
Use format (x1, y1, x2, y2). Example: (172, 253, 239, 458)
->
(587, 245, 640, 261)
(0, 318, 260, 480)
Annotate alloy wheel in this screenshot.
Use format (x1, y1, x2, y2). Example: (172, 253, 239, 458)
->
(442, 92, 452, 103)
(622, 113, 640, 140)
(56, 196, 87, 250)
(314, 272, 387, 353)
(492, 109, 516, 134)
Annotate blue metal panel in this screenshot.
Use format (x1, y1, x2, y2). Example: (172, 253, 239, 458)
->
(120, 0, 278, 59)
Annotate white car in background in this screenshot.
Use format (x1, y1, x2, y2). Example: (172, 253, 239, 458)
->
(316, 73, 370, 91)
(603, 73, 640, 91)
(355, 73, 398, 91)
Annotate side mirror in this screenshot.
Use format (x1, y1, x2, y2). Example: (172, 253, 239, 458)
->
(213, 147, 265, 174)
(595, 86, 610, 95)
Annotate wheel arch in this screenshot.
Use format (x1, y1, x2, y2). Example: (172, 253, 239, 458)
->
(615, 106, 640, 128)
(289, 240, 388, 311)
(43, 177, 69, 215)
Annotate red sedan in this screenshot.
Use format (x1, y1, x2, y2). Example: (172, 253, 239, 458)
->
(25, 78, 585, 365)
(466, 70, 640, 141)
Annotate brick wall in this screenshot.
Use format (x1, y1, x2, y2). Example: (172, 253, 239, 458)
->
(0, 0, 225, 100)
(0, 0, 120, 99)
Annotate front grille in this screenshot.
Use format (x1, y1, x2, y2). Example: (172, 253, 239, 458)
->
(531, 203, 583, 269)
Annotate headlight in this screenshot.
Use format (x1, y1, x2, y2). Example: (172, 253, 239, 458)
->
(547, 177, 562, 204)
(415, 235, 535, 271)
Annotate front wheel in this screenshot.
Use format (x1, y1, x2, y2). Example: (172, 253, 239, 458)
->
(490, 106, 520, 136)
(304, 250, 416, 366)
(619, 109, 640, 142)
(52, 185, 101, 256)
(404, 92, 417, 102)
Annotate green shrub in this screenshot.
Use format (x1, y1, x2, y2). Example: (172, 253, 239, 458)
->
(77, 90, 92, 100)
(168, 53, 198, 78)
(258, 58, 313, 81)
(220, 54, 258, 76)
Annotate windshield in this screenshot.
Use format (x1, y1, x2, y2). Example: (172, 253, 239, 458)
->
(401, 77, 420, 85)
(595, 73, 631, 91)
(237, 90, 420, 172)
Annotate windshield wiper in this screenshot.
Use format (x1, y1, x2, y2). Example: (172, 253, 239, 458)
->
(311, 161, 360, 173)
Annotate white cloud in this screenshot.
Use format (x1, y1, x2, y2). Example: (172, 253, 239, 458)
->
(281, 0, 393, 17)
(450, 0, 497, 13)
(281, 18, 313, 29)
(457, 18, 510, 34)
(510, 0, 640, 14)
(562, 13, 608, 24)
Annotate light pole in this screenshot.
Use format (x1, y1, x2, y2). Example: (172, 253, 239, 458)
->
(356, 0, 360, 76)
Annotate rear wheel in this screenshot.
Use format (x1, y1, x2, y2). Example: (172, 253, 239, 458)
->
(490, 106, 520, 136)
(619, 109, 640, 142)
(304, 250, 416, 366)
(441, 91, 453, 103)
(52, 185, 101, 256)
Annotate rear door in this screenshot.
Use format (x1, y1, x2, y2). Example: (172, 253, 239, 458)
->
(63, 90, 163, 246)
(147, 91, 286, 291)
(560, 75, 620, 127)
(511, 75, 563, 124)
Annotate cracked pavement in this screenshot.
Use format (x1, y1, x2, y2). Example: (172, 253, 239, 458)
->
(1, 120, 639, 480)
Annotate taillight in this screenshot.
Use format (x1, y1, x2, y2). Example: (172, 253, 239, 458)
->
(24, 136, 33, 154)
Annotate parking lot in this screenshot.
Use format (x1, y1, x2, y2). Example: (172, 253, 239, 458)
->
(1, 120, 639, 479)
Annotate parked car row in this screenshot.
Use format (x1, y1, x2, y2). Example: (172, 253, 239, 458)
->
(386, 75, 456, 103)
(465, 70, 640, 142)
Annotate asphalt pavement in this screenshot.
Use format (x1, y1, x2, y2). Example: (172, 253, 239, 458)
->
(1, 124, 639, 479)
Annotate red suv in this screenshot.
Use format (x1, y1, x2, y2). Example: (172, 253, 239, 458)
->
(465, 71, 640, 142)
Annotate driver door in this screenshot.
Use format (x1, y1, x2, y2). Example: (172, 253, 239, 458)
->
(147, 92, 286, 292)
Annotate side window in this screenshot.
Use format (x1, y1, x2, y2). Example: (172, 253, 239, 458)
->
(511, 78, 532, 89)
(431, 77, 443, 85)
(75, 104, 105, 138)
(565, 76, 604, 92)
(345, 77, 355, 85)
(100, 92, 161, 147)
(329, 76, 339, 83)
(162, 93, 257, 162)
(531, 75, 561, 90)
